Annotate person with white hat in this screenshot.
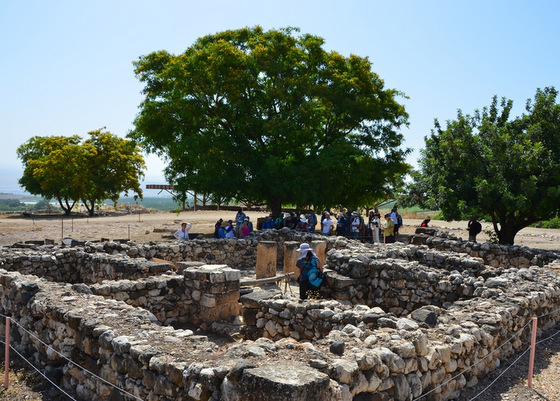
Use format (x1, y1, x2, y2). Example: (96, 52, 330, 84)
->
(295, 243, 324, 299)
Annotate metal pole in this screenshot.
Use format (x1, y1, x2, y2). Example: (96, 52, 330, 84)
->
(528, 316, 538, 388)
(4, 317, 10, 389)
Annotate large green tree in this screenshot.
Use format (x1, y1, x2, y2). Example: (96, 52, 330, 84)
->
(129, 26, 410, 216)
(17, 130, 146, 216)
(409, 87, 560, 245)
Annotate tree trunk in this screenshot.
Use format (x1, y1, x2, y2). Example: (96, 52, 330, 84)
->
(83, 199, 96, 216)
(57, 196, 75, 215)
(496, 219, 519, 245)
(269, 198, 282, 219)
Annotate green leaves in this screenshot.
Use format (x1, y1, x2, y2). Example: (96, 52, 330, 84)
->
(412, 87, 560, 244)
(130, 26, 410, 216)
(17, 130, 145, 215)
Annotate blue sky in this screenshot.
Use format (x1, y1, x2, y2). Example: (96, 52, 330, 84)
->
(1, 1, 558, 194)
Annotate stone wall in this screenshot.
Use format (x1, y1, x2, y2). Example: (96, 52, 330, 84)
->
(2, 259, 560, 401)
(412, 229, 560, 267)
(0, 229, 336, 284)
(1, 230, 560, 400)
(90, 263, 241, 326)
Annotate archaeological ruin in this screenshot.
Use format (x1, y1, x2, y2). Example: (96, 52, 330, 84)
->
(1, 226, 560, 401)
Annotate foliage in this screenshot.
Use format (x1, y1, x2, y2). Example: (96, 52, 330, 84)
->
(17, 130, 145, 216)
(17, 135, 82, 214)
(407, 87, 560, 245)
(537, 215, 560, 229)
(78, 130, 146, 216)
(129, 26, 410, 217)
(483, 228, 499, 244)
(0, 199, 26, 211)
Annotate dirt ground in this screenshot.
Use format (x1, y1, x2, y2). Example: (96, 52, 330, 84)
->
(1, 209, 559, 250)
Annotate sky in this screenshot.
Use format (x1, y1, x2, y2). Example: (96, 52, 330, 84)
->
(1, 1, 559, 195)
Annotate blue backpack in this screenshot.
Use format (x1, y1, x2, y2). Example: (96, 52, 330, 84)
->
(298, 257, 323, 287)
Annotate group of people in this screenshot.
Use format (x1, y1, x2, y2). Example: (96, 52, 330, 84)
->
(318, 206, 403, 243)
(260, 207, 403, 244)
(212, 209, 256, 239)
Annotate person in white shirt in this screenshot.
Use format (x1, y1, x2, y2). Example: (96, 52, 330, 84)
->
(173, 222, 192, 240)
(321, 212, 334, 235)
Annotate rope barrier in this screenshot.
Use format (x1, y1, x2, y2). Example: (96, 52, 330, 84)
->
(411, 319, 533, 401)
(0, 338, 77, 401)
(466, 347, 532, 401)
(0, 314, 144, 401)
(1, 297, 560, 400)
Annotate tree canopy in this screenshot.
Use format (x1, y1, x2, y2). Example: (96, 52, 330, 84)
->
(129, 26, 410, 216)
(17, 130, 146, 215)
(408, 87, 560, 245)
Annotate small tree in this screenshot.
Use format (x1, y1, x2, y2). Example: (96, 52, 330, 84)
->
(17, 136, 82, 214)
(408, 87, 560, 245)
(17, 130, 146, 216)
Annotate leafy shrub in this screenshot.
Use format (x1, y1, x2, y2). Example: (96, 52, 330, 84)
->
(537, 215, 560, 229)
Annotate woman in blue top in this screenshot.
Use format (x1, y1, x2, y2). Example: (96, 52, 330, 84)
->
(295, 243, 324, 300)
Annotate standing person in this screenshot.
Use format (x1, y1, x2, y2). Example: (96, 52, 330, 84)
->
(235, 208, 246, 237)
(369, 212, 381, 243)
(468, 217, 482, 242)
(382, 213, 395, 243)
(321, 212, 334, 235)
(173, 222, 192, 241)
(336, 212, 348, 237)
(308, 210, 318, 233)
(295, 243, 323, 300)
(390, 206, 402, 239)
(350, 211, 361, 239)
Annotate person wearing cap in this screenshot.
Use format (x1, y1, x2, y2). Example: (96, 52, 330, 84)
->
(297, 215, 309, 232)
(173, 222, 192, 241)
(262, 215, 274, 229)
(295, 243, 324, 300)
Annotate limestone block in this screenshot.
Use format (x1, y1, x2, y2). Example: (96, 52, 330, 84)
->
(310, 240, 326, 267)
(239, 364, 330, 401)
(283, 241, 300, 280)
(256, 241, 277, 279)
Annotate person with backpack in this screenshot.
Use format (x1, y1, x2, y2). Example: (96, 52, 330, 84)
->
(468, 217, 482, 242)
(295, 243, 323, 300)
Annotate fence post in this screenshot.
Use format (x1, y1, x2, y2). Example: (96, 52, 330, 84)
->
(4, 316, 10, 389)
(528, 316, 538, 388)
